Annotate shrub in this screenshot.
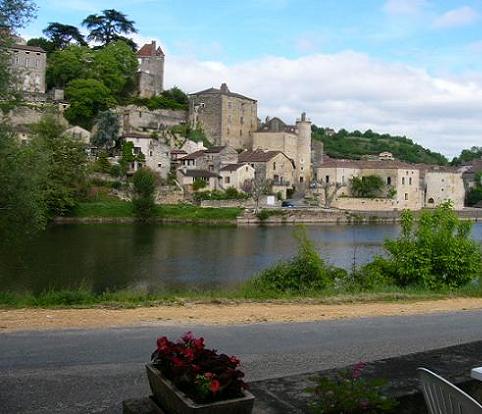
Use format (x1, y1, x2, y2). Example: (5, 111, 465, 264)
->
(307, 362, 398, 413)
(248, 226, 347, 292)
(132, 168, 158, 221)
(192, 179, 207, 192)
(382, 202, 481, 289)
(151, 332, 247, 404)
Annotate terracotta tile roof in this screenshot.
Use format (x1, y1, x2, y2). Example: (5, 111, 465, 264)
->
(238, 149, 284, 163)
(170, 149, 187, 154)
(204, 146, 227, 153)
(179, 169, 220, 178)
(220, 163, 251, 172)
(179, 150, 206, 160)
(137, 41, 164, 58)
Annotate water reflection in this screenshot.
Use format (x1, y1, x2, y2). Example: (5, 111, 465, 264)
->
(0, 223, 480, 293)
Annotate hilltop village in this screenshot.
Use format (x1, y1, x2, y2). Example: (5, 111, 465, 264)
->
(7, 36, 482, 213)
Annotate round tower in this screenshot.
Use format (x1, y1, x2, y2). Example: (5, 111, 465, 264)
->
(295, 112, 312, 185)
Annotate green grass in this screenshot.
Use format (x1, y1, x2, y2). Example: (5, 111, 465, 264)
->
(1, 283, 481, 309)
(71, 201, 242, 222)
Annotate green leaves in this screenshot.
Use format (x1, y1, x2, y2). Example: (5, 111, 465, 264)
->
(132, 168, 158, 222)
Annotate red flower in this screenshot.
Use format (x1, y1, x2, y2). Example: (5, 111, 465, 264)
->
(181, 347, 194, 360)
(171, 357, 184, 367)
(156, 337, 170, 352)
(204, 372, 214, 380)
(230, 356, 240, 365)
(210, 379, 221, 394)
(181, 331, 194, 343)
(352, 361, 366, 380)
(192, 337, 205, 350)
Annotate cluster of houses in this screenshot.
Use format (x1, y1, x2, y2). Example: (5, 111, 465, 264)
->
(8, 36, 481, 211)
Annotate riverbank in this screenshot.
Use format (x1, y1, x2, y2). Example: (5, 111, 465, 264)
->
(1, 297, 482, 331)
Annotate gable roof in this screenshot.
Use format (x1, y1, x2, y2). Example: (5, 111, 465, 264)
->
(220, 163, 252, 172)
(11, 44, 45, 53)
(204, 146, 227, 154)
(179, 169, 220, 178)
(137, 41, 164, 58)
(189, 83, 256, 102)
(179, 150, 206, 160)
(238, 149, 288, 163)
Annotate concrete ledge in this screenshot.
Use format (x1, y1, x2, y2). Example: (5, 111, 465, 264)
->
(123, 397, 165, 414)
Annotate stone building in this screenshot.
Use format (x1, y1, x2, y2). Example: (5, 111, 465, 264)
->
(253, 113, 312, 186)
(421, 166, 465, 210)
(188, 83, 258, 149)
(178, 146, 238, 173)
(64, 126, 91, 145)
(137, 41, 165, 98)
(9, 42, 46, 95)
(119, 105, 187, 134)
(316, 158, 423, 210)
(219, 163, 255, 192)
(176, 169, 220, 191)
(122, 133, 170, 179)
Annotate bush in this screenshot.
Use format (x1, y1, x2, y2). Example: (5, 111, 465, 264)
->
(193, 188, 249, 202)
(382, 202, 481, 289)
(192, 179, 207, 192)
(247, 227, 347, 293)
(132, 168, 158, 222)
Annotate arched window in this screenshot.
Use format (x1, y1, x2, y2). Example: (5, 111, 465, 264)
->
(428, 198, 434, 204)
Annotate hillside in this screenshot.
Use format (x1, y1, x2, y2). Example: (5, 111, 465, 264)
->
(312, 126, 448, 165)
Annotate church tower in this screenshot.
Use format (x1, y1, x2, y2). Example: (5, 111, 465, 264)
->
(137, 41, 165, 98)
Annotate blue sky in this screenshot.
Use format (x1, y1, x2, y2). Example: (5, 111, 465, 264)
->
(21, 0, 482, 156)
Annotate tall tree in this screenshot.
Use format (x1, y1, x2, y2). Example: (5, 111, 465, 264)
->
(82, 9, 137, 46)
(92, 110, 120, 150)
(42, 22, 86, 49)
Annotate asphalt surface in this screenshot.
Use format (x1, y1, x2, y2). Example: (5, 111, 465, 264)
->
(1, 310, 482, 413)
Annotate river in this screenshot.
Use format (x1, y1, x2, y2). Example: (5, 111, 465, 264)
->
(1, 223, 481, 293)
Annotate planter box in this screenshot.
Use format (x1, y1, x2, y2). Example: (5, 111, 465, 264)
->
(146, 364, 255, 414)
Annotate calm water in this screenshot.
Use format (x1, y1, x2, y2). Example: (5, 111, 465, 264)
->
(1, 223, 481, 293)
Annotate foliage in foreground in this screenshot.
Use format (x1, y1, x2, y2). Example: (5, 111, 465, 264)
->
(132, 168, 158, 222)
(247, 227, 347, 293)
(307, 362, 397, 414)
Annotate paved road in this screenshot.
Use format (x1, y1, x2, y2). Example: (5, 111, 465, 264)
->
(1, 310, 482, 413)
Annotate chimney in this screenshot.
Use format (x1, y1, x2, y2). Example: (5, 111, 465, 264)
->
(151, 41, 156, 55)
(220, 83, 229, 93)
(301, 112, 306, 122)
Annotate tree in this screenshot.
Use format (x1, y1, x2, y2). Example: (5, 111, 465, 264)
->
(64, 79, 116, 129)
(42, 22, 86, 50)
(132, 168, 158, 222)
(350, 175, 384, 198)
(0, 0, 36, 29)
(30, 116, 88, 217)
(317, 179, 342, 208)
(241, 174, 272, 214)
(46, 45, 93, 88)
(27, 37, 55, 54)
(451, 146, 482, 166)
(92, 110, 120, 150)
(82, 9, 137, 46)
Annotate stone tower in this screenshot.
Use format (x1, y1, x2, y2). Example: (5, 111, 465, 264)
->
(137, 41, 165, 98)
(295, 112, 312, 185)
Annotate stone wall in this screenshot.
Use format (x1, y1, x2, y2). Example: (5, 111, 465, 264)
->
(189, 94, 222, 144)
(119, 105, 187, 132)
(220, 95, 257, 149)
(138, 54, 164, 98)
(332, 197, 399, 211)
(425, 171, 465, 210)
(10, 45, 47, 94)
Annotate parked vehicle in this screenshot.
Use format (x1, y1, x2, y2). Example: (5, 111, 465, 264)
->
(281, 201, 295, 208)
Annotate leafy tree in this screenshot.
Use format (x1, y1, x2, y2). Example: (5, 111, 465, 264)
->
(93, 40, 138, 97)
(451, 146, 482, 166)
(82, 9, 137, 46)
(27, 37, 55, 54)
(0, 127, 47, 245)
(92, 110, 120, 150)
(132, 168, 158, 221)
(379, 202, 481, 289)
(0, 0, 36, 29)
(30, 116, 88, 217)
(64, 79, 116, 129)
(350, 175, 384, 198)
(467, 171, 482, 206)
(46, 45, 93, 88)
(42, 22, 86, 50)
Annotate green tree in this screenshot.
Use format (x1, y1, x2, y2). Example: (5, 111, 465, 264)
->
(30, 116, 88, 217)
(26, 37, 55, 54)
(381, 202, 481, 288)
(92, 110, 120, 150)
(451, 146, 482, 166)
(64, 79, 116, 129)
(46, 45, 93, 88)
(82, 9, 137, 46)
(132, 168, 158, 222)
(350, 175, 384, 198)
(42, 22, 86, 50)
(93, 40, 138, 97)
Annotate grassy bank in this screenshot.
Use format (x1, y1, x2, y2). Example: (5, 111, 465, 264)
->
(1, 284, 481, 309)
(71, 201, 242, 222)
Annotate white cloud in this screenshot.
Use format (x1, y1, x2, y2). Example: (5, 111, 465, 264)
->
(432, 6, 478, 28)
(383, 0, 428, 15)
(165, 51, 482, 157)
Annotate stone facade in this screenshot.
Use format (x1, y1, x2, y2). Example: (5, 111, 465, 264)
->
(176, 169, 220, 191)
(137, 41, 165, 98)
(422, 167, 465, 210)
(316, 159, 423, 210)
(179, 145, 238, 173)
(188, 83, 257, 149)
(9, 42, 46, 95)
(123, 133, 171, 179)
(64, 126, 91, 144)
(119, 105, 187, 134)
(219, 163, 255, 191)
(253, 113, 312, 186)
(238, 149, 295, 186)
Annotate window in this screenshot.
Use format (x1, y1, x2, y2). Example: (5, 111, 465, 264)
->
(300, 176, 304, 183)
(409, 177, 412, 185)
(138, 112, 142, 118)
(227, 128, 230, 135)
(273, 162, 276, 170)
(342, 176, 345, 185)
(402, 177, 405, 185)
(325, 175, 330, 183)
(225, 176, 230, 184)
(25, 57, 29, 67)
(387, 177, 391, 185)
(405, 193, 408, 200)
(149, 151, 153, 156)
(158, 163, 162, 168)
(35, 58, 39, 67)
(245, 166, 249, 172)
(240, 129, 242, 137)
(240, 116, 244, 124)
(428, 198, 434, 204)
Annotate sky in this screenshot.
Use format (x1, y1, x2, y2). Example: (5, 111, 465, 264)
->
(20, 0, 482, 158)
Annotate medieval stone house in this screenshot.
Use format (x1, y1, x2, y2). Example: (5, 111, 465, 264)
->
(137, 41, 165, 98)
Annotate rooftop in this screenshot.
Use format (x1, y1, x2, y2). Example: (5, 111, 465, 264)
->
(137, 41, 164, 58)
(190, 83, 257, 102)
(11, 43, 45, 53)
(238, 149, 286, 163)
(179, 169, 220, 178)
(179, 150, 206, 160)
(319, 157, 420, 170)
(220, 163, 251, 172)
